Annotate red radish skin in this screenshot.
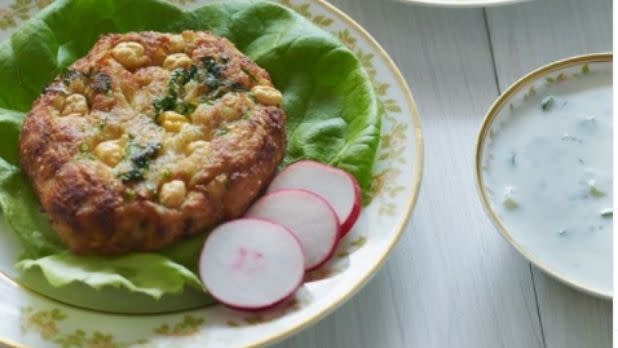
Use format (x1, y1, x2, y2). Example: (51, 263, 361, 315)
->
(246, 189, 340, 271)
(199, 219, 305, 311)
(340, 171, 362, 235)
(267, 160, 362, 237)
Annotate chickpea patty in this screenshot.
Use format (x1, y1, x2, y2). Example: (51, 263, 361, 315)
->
(19, 31, 286, 254)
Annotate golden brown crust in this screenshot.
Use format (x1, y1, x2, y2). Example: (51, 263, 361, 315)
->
(19, 31, 286, 254)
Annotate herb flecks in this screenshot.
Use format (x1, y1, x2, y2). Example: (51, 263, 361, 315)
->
(199, 55, 250, 102)
(152, 65, 201, 121)
(201, 56, 226, 90)
(200, 56, 221, 73)
(175, 102, 196, 116)
(204, 73, 220, 89)
(119, 169, 145, 183)
(129, 142, 162, 169)
(169, 66, 198, 96)
(61, 69, 83, 86)
(61, 69, 112, 94)
(118, 141, 162, 183)
(153, 95, 177, 118)
(91, 72, 112, 93)
(241, 66, 258, 82)
(152, 55, 243, 120)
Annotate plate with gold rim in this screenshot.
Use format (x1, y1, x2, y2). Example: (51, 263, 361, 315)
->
(0, 0, 423, 347)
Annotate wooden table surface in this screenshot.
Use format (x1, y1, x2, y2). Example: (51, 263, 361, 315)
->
(275, 0, 613, 347)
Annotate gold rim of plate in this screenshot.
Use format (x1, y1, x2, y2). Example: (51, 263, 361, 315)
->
(474, 52, 613, 300)
(0, 0, 425, 347)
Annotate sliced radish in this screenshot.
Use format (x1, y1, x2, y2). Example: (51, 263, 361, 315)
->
(268, 160, 361, 237)
(199, 219, 305, 311)
(246, 189, 340, 271)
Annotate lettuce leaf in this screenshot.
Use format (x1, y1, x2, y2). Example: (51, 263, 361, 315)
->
(0, 0, 381, 310)
(17, 253, 203, 299)
(0, 151, 64, 259)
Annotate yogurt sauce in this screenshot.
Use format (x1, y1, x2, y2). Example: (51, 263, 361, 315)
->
(482, 62, 613, 295)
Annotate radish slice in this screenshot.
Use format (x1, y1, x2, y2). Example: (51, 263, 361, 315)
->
(267, 160, 361, 237)
(246, 189, 340, 271)
(199, 219, 305, 311)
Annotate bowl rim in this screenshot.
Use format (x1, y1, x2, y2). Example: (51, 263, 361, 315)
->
(474, 52, 613, 300)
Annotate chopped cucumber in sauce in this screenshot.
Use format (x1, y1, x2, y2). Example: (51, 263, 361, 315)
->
(502, 186, 518, 210)
(600, 208, 613, 218)
(541, 96, 555, 111)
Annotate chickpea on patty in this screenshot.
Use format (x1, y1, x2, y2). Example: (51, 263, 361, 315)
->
(19, 31, 287, 254)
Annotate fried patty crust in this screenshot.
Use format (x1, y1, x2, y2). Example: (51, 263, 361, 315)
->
(19, 31, 286, 254)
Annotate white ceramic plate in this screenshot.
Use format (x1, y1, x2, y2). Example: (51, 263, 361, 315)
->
(397, 0, 533, 7)
(476, 53, 612, 299)
(0, 0, 423, 347)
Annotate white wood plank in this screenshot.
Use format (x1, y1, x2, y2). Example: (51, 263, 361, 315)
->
(532, 272, 612, 348)
(487, 0, 613, 87)
(487, 1, 613, 347)
(278, 1, 544, 347)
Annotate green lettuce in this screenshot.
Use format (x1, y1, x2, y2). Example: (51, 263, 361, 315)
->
(0, 0, 381, 311)
(17, 253, 203, 299)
